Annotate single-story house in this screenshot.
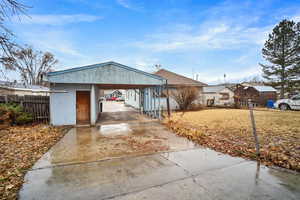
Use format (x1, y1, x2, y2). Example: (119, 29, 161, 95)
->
(234, 84, 277, 106)
(103, 90, 124, 99)
(125, 68, 207, 110)
(0, 81, 49, 96)
(45, 61, 165, 126)
(202, 85, 235, 106)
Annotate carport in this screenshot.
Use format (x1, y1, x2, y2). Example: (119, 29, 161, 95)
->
(45, 61, 166, 126)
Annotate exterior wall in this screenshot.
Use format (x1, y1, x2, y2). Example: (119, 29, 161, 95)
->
(234, 85, 277, 106)
(202, 88, 234, 106)
(125, 89, 140, 109)
(125, 88, 181, 110)
(50, 83, 91, 126)
(154, 97, 179, 110)
(257, 91, 277, 106)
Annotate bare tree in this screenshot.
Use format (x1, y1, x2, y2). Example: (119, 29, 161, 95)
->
(0, 46, 58, 85)
(169, 86, 199, 110)
(0, 0, 27, 79)
(0, 0, 27, 50)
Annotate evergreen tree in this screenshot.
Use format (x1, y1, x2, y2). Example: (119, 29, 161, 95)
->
(260, 19, 300, 98)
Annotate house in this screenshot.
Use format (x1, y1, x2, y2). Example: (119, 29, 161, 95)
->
(103, 90, 124, 99)
(234, 85, 277, 106)
(202, 85, 235, 106)
(125, 69, 207, 110)
(0, 81, 49, 96)
(45, 61, 166, 126)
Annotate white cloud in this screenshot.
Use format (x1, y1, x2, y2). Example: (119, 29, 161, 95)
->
(116, 0, 131, 9)
(22, 30, 82, 56)
(132, 0, 276, 52)
(12, 14, 102, 26)
(196, 66, 262, 84)
(116, 0, 143, 11)
(133, 22, 270, 52)
(292, 15, 300, 22)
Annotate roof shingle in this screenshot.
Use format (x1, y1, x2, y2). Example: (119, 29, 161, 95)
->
(154, 69, 207, 86)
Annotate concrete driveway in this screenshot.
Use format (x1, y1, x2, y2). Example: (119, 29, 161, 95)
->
(19, 102, 300, 199)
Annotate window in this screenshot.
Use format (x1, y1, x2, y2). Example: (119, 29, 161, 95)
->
(220, 92, 229, 100)
(292, 95, 300, 100)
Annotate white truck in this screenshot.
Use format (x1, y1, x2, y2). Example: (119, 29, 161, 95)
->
(274, 94, 300, 110)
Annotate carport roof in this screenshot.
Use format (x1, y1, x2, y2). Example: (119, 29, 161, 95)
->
(47, 61, 164, 81)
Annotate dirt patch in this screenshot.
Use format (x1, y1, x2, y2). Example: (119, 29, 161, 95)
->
(165, 109, 300, 171)
(0, 125, 70, 200)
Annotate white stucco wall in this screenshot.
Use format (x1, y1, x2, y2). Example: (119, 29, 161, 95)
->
(125, 89, 140, 109)
(202, 88, 234, 106)
(125, 89, 179, 111)
(50, 84, 91, 126)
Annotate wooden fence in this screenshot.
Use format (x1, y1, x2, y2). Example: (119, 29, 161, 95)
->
(0, 95, 50, 123)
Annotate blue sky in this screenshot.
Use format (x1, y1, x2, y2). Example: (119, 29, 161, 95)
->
(7, 0, 300, 84)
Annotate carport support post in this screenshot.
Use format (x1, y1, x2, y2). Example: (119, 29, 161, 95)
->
(90, 84, 96, 125)
(166, 80, 171, 118)
(158, 87, 161, 120)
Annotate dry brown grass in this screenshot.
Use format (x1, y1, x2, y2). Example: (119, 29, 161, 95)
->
(0, 125, 70, 200)
(165, 109, 300, 171)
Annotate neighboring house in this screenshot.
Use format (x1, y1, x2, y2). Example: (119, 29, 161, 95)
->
(104, 90, 124, 99)
(125, 69, 207, 110)
(202, 85, 235, 106)
(234, 85, 277, 106)
(0, 81, 49, 96)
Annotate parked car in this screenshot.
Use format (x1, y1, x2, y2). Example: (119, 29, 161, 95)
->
(106, 96, 117, 101)
(274, 94, 300, 110)
(116, 96, 125, 101)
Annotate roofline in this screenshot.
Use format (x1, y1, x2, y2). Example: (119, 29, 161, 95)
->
(155, 68, 207, 86)
(0, 85, 49, 92)
(167, 84, 204, 87)
(47, 61, 166, 81)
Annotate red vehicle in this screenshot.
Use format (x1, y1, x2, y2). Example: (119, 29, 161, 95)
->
(106, 96, 117, 101)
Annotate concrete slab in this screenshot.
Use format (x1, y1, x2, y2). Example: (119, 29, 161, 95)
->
(32, 124, 196, 169)
(19, 154, 189, 200)
(193, 161, 300, 200)
(161, 148, 245, 175)
(33, 112, 195, 169)
(20, 149, 300, 200)
(111, 177, 214, 200)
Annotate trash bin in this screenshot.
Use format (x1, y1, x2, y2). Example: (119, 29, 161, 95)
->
(267, 100, 274, 108)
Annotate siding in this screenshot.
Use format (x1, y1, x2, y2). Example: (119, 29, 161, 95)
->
(202, 88, 234, 106)
(50, 84, 91, 125)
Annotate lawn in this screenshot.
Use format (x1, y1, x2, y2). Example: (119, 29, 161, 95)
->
(0, 125, 70, 200)
(165, 108, 300, 171)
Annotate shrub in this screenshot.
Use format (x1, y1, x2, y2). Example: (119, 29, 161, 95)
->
(0, 103, 33, 125)
(169, 86, 200, 111)
(16, 112, 33, 125)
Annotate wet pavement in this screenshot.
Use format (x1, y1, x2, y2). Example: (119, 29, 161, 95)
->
(19, 102, 300, 199)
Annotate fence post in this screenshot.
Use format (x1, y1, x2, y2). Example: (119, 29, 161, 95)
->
(248, 99, 260, 158)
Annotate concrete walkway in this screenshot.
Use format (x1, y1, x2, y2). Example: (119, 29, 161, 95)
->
(19, 102, 300, 200)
